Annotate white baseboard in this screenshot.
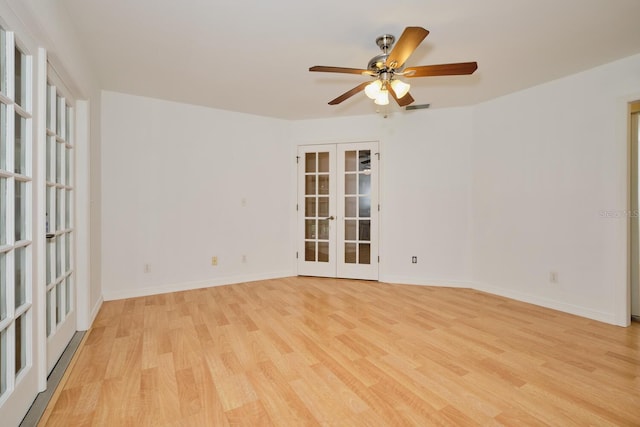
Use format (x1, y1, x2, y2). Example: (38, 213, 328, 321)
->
(473, 281, 618, 325)
(102, 270, 295, 301)
(379, 275, 619, 326)
(102, 272, 621, 326)
(380, 275, 473, 289)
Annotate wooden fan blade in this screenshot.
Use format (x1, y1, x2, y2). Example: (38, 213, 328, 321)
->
(328, 82, 370, 105)
(404, 61, 478, 77)
(385, 27, 429, 69)
(309, 66, 370, 75)
(388, 85, 415, 107)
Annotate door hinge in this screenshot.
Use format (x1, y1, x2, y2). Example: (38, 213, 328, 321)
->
(296, 156, 300, 164)
(296, 203, 298, 211)
(378, 256, 380, 263)
(375, 152, 380, 160)
(378, 204, 380, 212)
(296, 251, 299, 259)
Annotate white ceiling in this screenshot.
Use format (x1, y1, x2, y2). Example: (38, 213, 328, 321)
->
(59, 0, 640, 120)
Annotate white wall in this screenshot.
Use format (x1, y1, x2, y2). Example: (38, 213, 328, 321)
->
(290, 109, 474, 286)
(101, 91, 294, 299)
(471, 53, 640, 325)
(100, 53, 640, 326)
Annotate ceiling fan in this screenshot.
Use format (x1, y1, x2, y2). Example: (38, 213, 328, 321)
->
(309, 26, 478, 107)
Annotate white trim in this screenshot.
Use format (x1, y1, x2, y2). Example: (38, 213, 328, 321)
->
(102, 271, 295, 301)
(380, 275, 473, 288)
(74, 100, 90, 330)
(473, 281, 618, 326)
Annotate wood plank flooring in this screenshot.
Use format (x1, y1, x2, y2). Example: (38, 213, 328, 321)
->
(40, 277, 640, 426)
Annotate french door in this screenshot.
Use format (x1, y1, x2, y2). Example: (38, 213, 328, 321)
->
(297, 142, 379, 280)
(44, 73, 76, 373)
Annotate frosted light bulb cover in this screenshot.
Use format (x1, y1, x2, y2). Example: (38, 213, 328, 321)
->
(374, 89, 389, 105)
(365, 80, 382, 99)
(391, 79, 410, 98)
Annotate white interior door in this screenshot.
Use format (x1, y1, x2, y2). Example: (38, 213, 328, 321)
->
(297, 142, 379, 280)
(44, 71, 77, 373)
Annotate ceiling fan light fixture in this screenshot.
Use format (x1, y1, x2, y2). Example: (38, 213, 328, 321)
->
(364, 80, 382, 99)
(374, 89, 389, 105)
(391, 79, 410, 98)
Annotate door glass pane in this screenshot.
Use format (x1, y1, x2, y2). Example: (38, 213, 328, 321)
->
(65, 190, 71, 229)
(305, 219, 316, 239)
(345, 243, 356, 264)
(345, 151, 356, 171)
(305, 153, 316, 173)
(359, 243, 371, 264)
(56, 188, 63, 230)
(46, 186, 52, 234)
(0, 253, 5, 320)
(56, 236, 62, 278)
(305, 175, 316, 195)
(65, 232, 71, 271)
(0, 104, 6, 170)
(359, 196, 371, 217)
(56, 283, 62, 325)
(0, 329, 5, 395)
(56, 95, 63, 135)
(46, 84, 52, 130)
(345, 220, 356, 241)
(318, 219, 329, 240)
(305, 197, 316, 217)
(46, 136, 54, 182)
(15, 247, 25, 308)
(358, 150, 371, 172)
(345, 197, 356, 217)
(345, 174, 356, 195)
(14, 181, 25, 241)
(318, 152, 329, 173)
(358, 174, 371, 195)
(65, 147, 72, 184)
(305, 241, 315, 262)
(65, 105, 71, 142)
(46, 289, 52, 336)
(318, 197, 329, 217)
(65, 277, 71, 315)
(14, 115, 25, 175)
(0, 29, 5, 95)
(15, 314, 26, 375)
(56, 142, 63, 184)
(0, 177, 5, 245)
(14, 47, 26, 109)
(46, 238, 52, 284)
(317, 242, 329, 263)
(359, 220, 371, 241)
(318, 175, 329, 195)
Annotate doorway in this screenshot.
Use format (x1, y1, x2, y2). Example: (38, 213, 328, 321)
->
(297, 142, 379, 280)
(630, 100, 640, 320)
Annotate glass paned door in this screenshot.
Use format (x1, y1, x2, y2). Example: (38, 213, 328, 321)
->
(336, 144, 378, 280)
(44, 80, 76, 373)
(0, 30, 40, 427)
(297, 142, 379, 280)
(298, 145, 337, 277)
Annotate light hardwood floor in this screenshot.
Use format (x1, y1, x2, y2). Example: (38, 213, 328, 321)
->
(40, 277, 640, 426)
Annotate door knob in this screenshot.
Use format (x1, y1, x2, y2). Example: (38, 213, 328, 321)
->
(324, 216, 335, 220)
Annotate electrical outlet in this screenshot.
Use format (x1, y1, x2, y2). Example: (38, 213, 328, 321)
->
(411, 256, 417, 264)
(212, 256, 218, 266)
(550, 271, 558, 283)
